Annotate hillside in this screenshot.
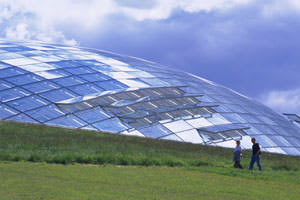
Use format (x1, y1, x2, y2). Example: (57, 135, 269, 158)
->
(0, 121, 300, 199)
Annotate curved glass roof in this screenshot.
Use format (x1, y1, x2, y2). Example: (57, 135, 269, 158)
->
(0, 39, 300, 155)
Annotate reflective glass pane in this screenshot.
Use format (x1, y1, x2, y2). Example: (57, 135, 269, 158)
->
(0, 104, 19, 119)
(0, 52, 24, 60)
(186, 117, 213, 128)
(69, 83, 103, 96)
(0, 88, 30, 102)
(64, 66, 95, 75)
(0, 61, 11, 70)
(139, 124, 171, 138)
(160, 134, 183, 142)
(92, 118, 127, 132)
(95, 80, 128, 90)
(0, 67, 25, 78)
(2, 57, 40, 66)
(52, 76, 86, 87)
(26, 104, 65, 122)
(0, 79, 14, 91)
(207, 113, 231, 125)
(162, 120, 193, 133)
(46, 114, 87, 128)
(39, 88, 77, 102)
(79, 73, 110, 82)
(75, 107, 110, 123)
(7, 95, 49, 112)
(6, 73, 44, 85)
(7, 113, 37, 123)
(176, 129, 203, 143)
(22, 80, 59, 93)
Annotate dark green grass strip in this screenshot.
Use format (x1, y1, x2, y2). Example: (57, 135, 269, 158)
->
(0, 162, 300, 200)
(1, 121, 300, 171)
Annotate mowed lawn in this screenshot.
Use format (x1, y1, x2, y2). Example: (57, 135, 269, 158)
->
(1, 162, 300, 200)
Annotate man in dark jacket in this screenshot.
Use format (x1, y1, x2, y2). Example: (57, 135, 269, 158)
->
(249, 137, 262, 171)
(233, 140, 243, 169)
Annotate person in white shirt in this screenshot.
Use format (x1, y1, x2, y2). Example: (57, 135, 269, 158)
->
(233, 140, 243, 169)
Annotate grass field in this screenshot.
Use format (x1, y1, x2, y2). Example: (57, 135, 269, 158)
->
(0, 162, 300, 200)
(0, 121, 300, 199)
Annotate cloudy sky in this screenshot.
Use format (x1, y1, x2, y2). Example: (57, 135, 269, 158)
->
(0, 0, 299, 114)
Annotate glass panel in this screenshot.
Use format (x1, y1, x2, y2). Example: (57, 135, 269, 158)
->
(18, 50, 48, 57)
(78, 60, 116, 72)
(47, 60, 82, 68)
(46, 114, 87, 128)
(271, 136, 292, 147)
(64, 66, 96, 75)
(119, 79, 149, 88)
(79, 73, 110, 82)
(265, 147, 285, 154)
(7, 95, 49, 112)
(207, 113, 231, 125)
(162, 120, 193, 133)
(186, 117, 213, 128)
(160, 134, 183, 142)
(2, 57, 40, 66)
(140, 78, 170, 87)
(175, 129, 203, 143)
(127, 71, 155, 78)
(75, 107, 110, 123)
(0, 88, 30, 102)
(0, 45, 34, 52)
(105, 71, 135, 79)
(281, 148, 300, 155)
(0, 67, 25, 78)
(0, 79, 14, 91)
(255, 135, 276, 147)
(0, 61, 12, 70)
(26, 104, 65, 122)
(7, 113, 37, 123)
(0, 52, 24, 60)
(69, 83, 103, 96)
(6, 73, 43, 85)
(221, 113, 247, 123)
(285, 137, 300, 148)
(22, 80, 59, 93)
(94, 80, 128, 90)
(39, 88, 77, 102)
(52, 76, 86, 87)
(139, 124, 171, 138)
(121, 130, 145, 137)
(92, 118, 128, 132)
(31, 55, 61, 62)
(17, 63, 57, 72)
(0, 104, 19, 119)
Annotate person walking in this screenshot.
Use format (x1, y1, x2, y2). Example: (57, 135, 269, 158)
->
(249, 137, 262, 171)
(233, 140, 243, 169)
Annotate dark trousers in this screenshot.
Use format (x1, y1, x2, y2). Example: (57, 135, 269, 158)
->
(249, 155, 262, 171)
(234, 160, 243, 169)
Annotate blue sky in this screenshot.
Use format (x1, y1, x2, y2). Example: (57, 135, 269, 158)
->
(0, 0, 299, 114)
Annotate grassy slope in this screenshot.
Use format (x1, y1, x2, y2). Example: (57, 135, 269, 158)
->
(1, 162, 300, 200)
(0, 121, 300, 199)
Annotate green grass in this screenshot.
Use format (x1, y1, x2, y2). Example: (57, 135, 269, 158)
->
(0, 162, 300, 200)
(1, 121, 300, 199)
(1, 121, 300, 170)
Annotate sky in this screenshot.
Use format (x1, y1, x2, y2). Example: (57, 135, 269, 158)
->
(0, 0, 299, 114)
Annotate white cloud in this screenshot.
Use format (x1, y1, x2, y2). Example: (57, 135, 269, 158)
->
(259, 88, 300, 115)
(1, 0, 300, 44)
(0, 0, 254, 43)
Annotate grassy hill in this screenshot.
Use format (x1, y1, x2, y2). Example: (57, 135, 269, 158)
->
(0, 121, 300, 199)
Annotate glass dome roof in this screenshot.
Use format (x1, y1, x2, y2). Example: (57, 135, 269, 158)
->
(0, 39, 299, 155)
